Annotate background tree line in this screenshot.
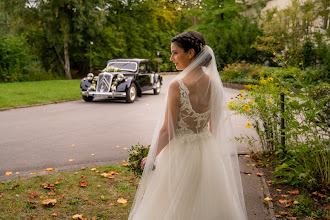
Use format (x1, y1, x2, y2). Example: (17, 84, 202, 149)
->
(0, 0, 329, 82)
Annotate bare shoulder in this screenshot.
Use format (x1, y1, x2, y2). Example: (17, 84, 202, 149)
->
(169, 80, 180, 93)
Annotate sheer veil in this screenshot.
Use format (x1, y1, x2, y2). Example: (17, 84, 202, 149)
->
(128, 46, 247, 220)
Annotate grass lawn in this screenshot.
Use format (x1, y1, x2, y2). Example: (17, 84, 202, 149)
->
(0, 80, 82, 109)
(0, 164, 137, 219)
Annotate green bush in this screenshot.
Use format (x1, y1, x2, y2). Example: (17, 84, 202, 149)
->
(230, 77, 329, 188)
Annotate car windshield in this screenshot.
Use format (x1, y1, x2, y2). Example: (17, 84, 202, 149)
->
(107, 62, 138, 72)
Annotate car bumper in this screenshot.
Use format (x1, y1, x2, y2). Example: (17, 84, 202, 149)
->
(81, 91, 126, 98)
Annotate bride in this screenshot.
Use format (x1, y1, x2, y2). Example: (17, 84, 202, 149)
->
(128, 31, 248, 220)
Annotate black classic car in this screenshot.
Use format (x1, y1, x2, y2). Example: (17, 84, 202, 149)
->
(80, 59, 162, 103)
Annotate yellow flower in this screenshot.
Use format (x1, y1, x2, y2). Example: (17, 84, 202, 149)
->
(273, 52, 276, 56)
(260, 77, 264, 80)
(299, 62, 303, 66)
(240, 90, 244, 94)
(267, 77, 273, 82)
(245, 122, 252, 128)
(243, 104, 250, 111)
(275, 83, 279, 86)
(267, 98, 272, 103)
(239, 96, 246, 100)
(248, 100, 254, 104)
(260, 79, 267, 84)
(244, 84, 252, 90)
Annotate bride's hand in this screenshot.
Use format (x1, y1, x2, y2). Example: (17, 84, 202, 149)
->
(141, 157, 147, 170)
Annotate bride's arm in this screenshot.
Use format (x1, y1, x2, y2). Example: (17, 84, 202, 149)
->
(155, 81, 180, 157)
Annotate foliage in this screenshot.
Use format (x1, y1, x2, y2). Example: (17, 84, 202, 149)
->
(230, 78, 330, 188)
(193, 0, 262, 68)
(127, 144, 150, 178)
(220, 61, 329, 86)
(253, 0, 330, 68)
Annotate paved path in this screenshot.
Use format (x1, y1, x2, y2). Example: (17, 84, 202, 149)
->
(0, 75, 268, 219)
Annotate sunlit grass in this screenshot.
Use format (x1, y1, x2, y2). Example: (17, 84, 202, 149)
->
(0, 165, 137, 219)
(0, 80, 82, 109)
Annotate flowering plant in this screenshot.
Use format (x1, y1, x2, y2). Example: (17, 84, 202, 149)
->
(127, 144, 150, 177)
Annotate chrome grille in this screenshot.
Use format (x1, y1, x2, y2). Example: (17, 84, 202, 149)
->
(96, 73, 113, 93)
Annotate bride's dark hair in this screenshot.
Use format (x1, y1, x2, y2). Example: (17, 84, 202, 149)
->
(172, 31, 206, 55)
(172, 31, 211, 67)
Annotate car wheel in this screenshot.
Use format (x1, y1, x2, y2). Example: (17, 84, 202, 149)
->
(126, 83, 137, 103)
(153, 80, 161, 95)
(82, 95, 94, 102)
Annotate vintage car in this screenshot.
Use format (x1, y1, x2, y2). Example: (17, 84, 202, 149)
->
(80, 59, 162, 103)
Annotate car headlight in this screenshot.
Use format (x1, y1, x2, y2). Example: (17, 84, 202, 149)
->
(87, 73, 94, 81)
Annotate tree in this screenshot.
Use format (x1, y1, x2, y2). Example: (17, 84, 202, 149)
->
(3, 0, 106, 79)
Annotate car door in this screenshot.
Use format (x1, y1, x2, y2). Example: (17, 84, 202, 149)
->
(137, 62, 153, 91)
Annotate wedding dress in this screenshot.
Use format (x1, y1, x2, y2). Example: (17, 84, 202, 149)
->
(128, 46, 247, 220)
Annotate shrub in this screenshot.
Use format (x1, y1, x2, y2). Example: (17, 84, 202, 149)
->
(230, 77, 329, 188)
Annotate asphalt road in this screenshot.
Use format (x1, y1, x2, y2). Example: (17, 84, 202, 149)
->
(0, 75, 257, 181)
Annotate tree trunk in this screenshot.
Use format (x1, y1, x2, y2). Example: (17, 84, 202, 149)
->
(63, 32, 72, 80)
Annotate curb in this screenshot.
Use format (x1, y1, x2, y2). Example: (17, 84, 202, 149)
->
(261, 175, 277, 220)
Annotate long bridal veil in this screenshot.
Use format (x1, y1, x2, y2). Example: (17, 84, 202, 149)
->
(128, 46, 247, 220)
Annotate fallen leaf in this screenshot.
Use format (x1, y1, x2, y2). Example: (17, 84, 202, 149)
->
(246, 164, 250, 166)
(293, 200, 299, 205)
(91, 168, 97, 171)
(280, 211, 288, 215)
(68, 159, 75, 162)
(264, 197, 273, 202)
(116, 145, 120, 148)
(11, 184, 20, 190)
(74, 172, 79, 175)
(287, 217, 297, 220)
(281, 194, 288, 198)
(273, 194, 277, 197)
(40, 195, 44, 199)
(110, 201, 116, 206)
(266, 180, 272, 184)
(41, 199, 57, 206)
(243, 154, 250, 158)
(45, 168, 55, 172)
(1, 181, 5, 184)
(117, 197, 128, 204)
(5, 171, 12, 175)
(57, 195, 64, 199)
(41, 182, 54, 189)
(276, 189, 282, 192)
(84, 197, 89, 201)
(79, 180, 88, 187)
(278, 199, 287, 204)
(72, 214, 85, 220)
(123, 162, 130, 167)
(15, 172, 19, 175)
(95, 170, 100, 173)
(256, 172, 264, 177)
(92, 217, 97, 220)
(318, 193, 326, 198)
(54, 181, 60, 185)
(100, 173, 109, 178)
(0, 195, 3, 198)
(287, 190, 299, 195)
(81, 167, 88, 170)
(123, 147, 128, 150)
(311, 191, 318, 195)
(320, 189, 327, 192)
(122, 160, 126, 162)
(91, 154, 95, 156)
(57, 115, 62, 117)
(52, 213, 58, 217)
(31, 216, 36, 219)
(100, 195, 105, 199)
(72, 144, 75, 147)
(30, 172, 36, 175)
(251, 164, 256, 167)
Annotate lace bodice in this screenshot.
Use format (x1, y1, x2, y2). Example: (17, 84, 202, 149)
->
(175, 79, 211, 142)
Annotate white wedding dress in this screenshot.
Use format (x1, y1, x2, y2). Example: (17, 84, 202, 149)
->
(130, 79, 246, 220)
(128, 46, 247, 220)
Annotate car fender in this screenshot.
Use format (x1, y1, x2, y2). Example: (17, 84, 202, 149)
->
(117, 77, 142, 97)
(80, 78, 92, 90)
